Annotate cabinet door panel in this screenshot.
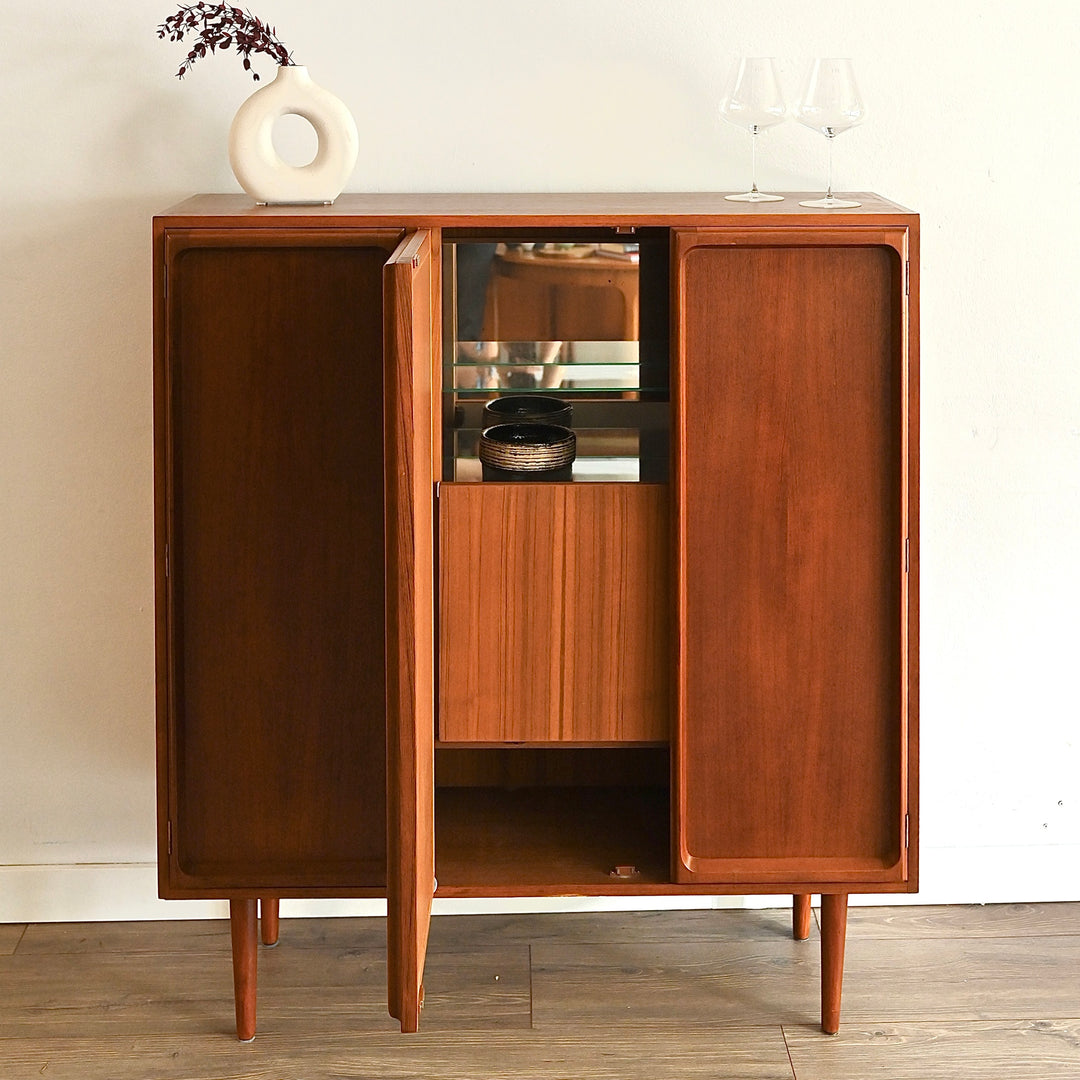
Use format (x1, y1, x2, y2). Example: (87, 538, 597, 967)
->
(160, 231, 400, 892)
(673, 230, 913, 884)
(384, 230, 437, 1032)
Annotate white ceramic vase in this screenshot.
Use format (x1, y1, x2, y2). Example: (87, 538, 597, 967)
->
(228, 65, 358, 205)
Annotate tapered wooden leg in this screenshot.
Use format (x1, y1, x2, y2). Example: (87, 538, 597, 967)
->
(230, 899, 258, 1041)
(820, 893, 848, 1035)
(793, 894, 813, 940)
(259, 897, 279, 947)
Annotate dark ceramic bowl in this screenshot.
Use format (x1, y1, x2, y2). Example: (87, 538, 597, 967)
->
(483, 395, 573, 429)
(479, 423, 576, 481)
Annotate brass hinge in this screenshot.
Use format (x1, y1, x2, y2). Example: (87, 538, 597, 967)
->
(164, 543, 169, 578)
(904, 261, 910, 296)
(904, 537, 910, 573)
(904, 814, 910, 849)
(614, 225, 637, 235)
(163, 264, 168, 297)
(167, 820, 173, 855)
(434, 481, 441, 500)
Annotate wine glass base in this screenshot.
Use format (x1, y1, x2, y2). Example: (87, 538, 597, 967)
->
(799, 196, 862, 209)
(726, 191, 785, 203)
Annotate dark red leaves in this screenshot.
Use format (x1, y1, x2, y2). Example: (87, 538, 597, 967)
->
(157, 5, 294, 80)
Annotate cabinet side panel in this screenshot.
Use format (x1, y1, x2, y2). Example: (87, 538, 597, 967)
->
(677, 242, 904, 878)
(439, 483, 669, 742)
(168, 244, 388, 888)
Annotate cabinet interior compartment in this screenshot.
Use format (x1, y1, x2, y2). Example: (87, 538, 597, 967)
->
(441, 228, 669, 483)
(434, 747, 670, 890)
(165, 241, 391, 889)
(438, 481, 670, 743)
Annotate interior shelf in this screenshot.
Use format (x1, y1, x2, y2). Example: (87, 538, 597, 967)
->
(434, 785, 670, 891)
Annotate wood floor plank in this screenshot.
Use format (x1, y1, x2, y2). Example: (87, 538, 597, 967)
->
(0, 924, 26, 955)
(13, 909, 808, 958)
(844, 902, 1080, 939)
(14, 920, 234, 955)
(784, 1019, 1080, 1080)
(0, 1028, 796, 1080)
(5, 904, 1080, 1077)
(430, 908, 810, 949)
(0, 945, 529, 1037)
(531, 939, 820, 1027)
(840, 935, 1080, 1022)
(532, 933, 1080, 1029)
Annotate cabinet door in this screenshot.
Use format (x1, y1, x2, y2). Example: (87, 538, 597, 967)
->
(672, 227, 917, 886)
(156, 229, 403, 895)
(383, 231, 437, 1031)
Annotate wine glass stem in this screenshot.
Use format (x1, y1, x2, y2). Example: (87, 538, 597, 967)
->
(825, 133, 835, 201)
(750, 127, 759, 194)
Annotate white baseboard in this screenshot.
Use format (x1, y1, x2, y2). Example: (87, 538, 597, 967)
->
(1, 845, 1077, 923)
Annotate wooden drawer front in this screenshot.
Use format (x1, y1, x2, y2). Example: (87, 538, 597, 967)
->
(439, 483, 669, 743)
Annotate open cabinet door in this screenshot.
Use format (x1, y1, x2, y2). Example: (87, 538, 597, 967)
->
(384, 230, 437, 1032)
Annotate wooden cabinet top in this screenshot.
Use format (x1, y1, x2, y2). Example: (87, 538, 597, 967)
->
(156, 192, 917, 229)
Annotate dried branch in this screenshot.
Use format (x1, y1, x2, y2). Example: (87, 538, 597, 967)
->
(157, 4, 294, 80)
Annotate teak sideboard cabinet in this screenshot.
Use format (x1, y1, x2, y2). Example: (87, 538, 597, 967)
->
(153, 193, 919, 1041)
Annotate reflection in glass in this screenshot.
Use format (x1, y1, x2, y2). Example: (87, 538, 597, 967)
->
(446, 240, 658, 482)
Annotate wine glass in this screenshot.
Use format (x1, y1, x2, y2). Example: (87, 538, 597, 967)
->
(795, 58, 864, 209)
(719, 57, 786, 203)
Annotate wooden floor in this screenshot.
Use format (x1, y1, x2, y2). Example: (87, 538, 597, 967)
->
(1, 903, 1078, 1078)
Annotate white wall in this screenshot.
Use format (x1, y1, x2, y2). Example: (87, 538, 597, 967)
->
(2, 0, 1079, 922)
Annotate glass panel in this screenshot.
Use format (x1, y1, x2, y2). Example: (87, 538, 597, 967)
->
(443, 239, 668, 483)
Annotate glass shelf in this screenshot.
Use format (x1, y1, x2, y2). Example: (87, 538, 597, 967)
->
(452, 341, 647, 395)
(451, 386, 667, 398)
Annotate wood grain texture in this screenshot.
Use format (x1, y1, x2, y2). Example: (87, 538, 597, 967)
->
(784, 1020, 1080, 1080)
(820, 894, 848, 1034)
(259, 898, 279, 947)
(157, 231, 402, 895)
(0, 1029, 795, 1080)
(439, 483, 669, 742)
(157, 191, 916, 228)
(229, 899, 257, 1040)
(435, 746, 669, 786)
(0, 943, 528, 1039)
(837, 935, 1080, 1022)
(673, 229, 913, 886)
(530, 938, 820, 1027)
(4, 904, 1080, 1078)
(18, 908, 806, 958)
(843, 902, 1080, 940)
(794, 895, 813, 941)
(383, 230, 437, 1032)
(0, 924, 26, 955)
(532, 931, 1080, 1030)
(14, 919, 235, 955)
(435, 785, 670, 890)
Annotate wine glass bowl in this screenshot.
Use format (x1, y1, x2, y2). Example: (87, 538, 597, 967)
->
(795, 58, 865, 209)
(719, 57, 786, 203)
